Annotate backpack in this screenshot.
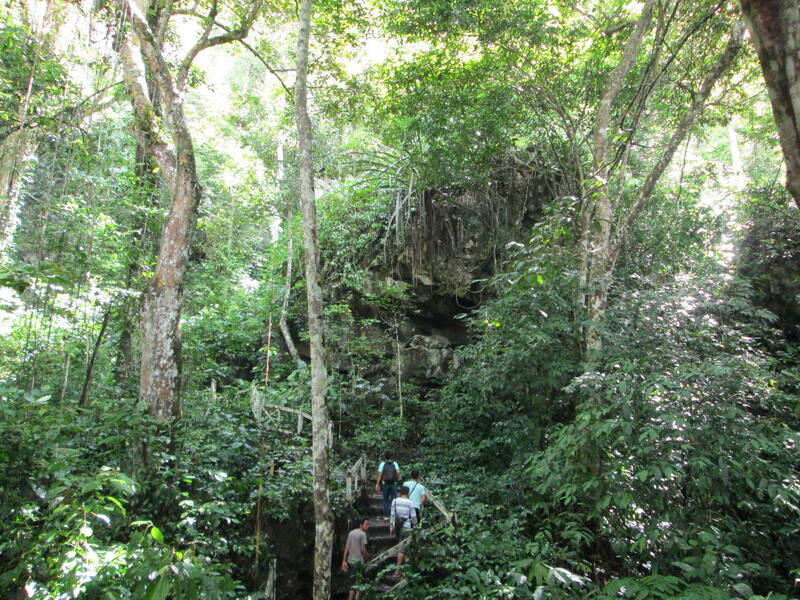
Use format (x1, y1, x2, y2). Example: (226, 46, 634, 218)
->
(382, 461, 397, 484)
(394, 502, 413, 540)
(394, 516, 407, 541)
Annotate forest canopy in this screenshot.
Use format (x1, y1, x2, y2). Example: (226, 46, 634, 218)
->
(0, 0, 798, 599)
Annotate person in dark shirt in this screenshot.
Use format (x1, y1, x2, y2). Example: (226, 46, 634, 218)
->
(374, 451, 400, 518)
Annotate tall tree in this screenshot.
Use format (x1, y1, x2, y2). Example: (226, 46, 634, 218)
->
(578, 6, 745, 359)
(109, 0, 262, 419)
(294, 0, 333, 597)
(740, 0, 800, 208)
(579, 0, 657, 357)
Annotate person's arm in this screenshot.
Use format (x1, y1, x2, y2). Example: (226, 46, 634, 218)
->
(341, 542, 350, 572)
(361, 541, 368, 561)
(374, 463, 383, 492)
(421, 485, 427, 506)
(409, 502, 418, 527)
(389, 499, 396, 534)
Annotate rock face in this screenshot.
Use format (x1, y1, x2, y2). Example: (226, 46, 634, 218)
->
(277, 157, 556, 389)
(401, 333, 454, 380)
(262, 157, 557, 599)
(328, 162, 552, 385)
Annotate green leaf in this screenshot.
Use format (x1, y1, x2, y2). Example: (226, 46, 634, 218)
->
(672, 561, 694, 574)
(80, 479, 102, 494)
(105, 495, 126, 515)
(150, 525, 165, 543)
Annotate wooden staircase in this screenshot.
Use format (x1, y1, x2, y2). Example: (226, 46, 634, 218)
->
(333, 488, 405, 598)
(334, 455, 454, 598)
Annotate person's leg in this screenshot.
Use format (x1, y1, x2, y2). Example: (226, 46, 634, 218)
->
(394, 550, 405, 577)
(381, 483, 390, 517)
(393, 527, 406, 577)
(415, 507, 421, 523)
(382, 482, 397, 517)
(347, 564, 355, 600)
(387, 483, 397, 515)
(353, 561, 364, 598)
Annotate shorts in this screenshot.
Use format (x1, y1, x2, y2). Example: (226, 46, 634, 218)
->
(347, 560, 366, 588)
(396, 526, 412, 542)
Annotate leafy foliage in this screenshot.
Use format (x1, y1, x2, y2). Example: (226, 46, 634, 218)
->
(0, 23, 72, 142)
(0, 1, 798, 598)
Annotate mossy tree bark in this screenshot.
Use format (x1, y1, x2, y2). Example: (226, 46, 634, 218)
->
(111, 0, 262, 420)
(740, 0, 800, 208)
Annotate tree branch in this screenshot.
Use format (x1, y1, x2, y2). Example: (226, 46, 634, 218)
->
(116, 21, 176, 172)
(177, 0, 265, 91)
(606, 20, 746, 269)
(591, 0, 657, 177)
(177, 0, 219, 90)
(193, 17, 294, 98)
(118, 0, 181, 136)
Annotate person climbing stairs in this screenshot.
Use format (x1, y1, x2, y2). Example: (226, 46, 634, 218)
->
(334, 475, 409, 597)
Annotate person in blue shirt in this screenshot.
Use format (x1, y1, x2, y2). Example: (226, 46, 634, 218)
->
(374, 451, 400, 518)
(401, 468, 427, 523)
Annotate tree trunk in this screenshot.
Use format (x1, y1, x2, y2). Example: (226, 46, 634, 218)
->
(79, 308, 112, 407)
(579, 16, 744, 361)
(137, 162, 199, 420)
(579, 0, 656, 359)
(279, 209, 302, 365)
(740, 0, 800, 208)
(115, 142, 160, 386)
(294, 1, 334, 598)
(112, 0, 261, 419)
(276, 138, 301, 365)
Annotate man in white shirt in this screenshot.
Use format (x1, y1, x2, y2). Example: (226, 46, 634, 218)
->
(389, 486, 417, 579)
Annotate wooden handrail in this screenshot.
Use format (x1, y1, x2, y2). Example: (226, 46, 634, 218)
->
(345, 452, 368, 504)
(364, 490, 456, 572)
(426, 491, 456, 527)
(250, 383, 315, 436)
(366, 535, 413, 568)
(260, 403, 311, 420)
